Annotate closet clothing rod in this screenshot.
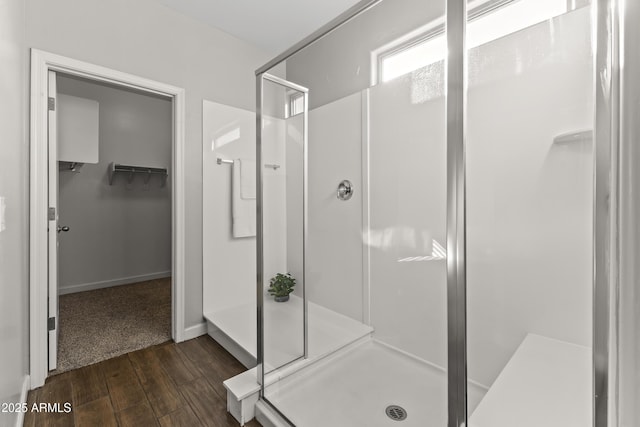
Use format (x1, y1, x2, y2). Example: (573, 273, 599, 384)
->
(108, 162, 168, 186)
(216, 157, 280, 170)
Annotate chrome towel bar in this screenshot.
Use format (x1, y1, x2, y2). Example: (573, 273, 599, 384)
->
(216, 157, 280, 170)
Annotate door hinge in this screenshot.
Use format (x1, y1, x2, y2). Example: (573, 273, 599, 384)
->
(48, 97, 55, 111)
(48, 317, 56, 331)
(48, 207, 56, 221)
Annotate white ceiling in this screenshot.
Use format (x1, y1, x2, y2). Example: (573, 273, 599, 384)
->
(156, 0, 363, 54)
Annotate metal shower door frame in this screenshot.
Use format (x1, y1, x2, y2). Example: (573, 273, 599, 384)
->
(256, 72, 309, 424)
(254, 0, 618, 426)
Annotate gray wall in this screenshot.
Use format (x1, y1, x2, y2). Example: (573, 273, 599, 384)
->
(285, 0, 443, 109)
(0, 0, 28, 425)
(25, 0, 273, 329)
(57, 76, 172, 294)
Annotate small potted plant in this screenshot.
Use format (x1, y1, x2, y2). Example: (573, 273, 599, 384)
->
(268, 273, 296, 302)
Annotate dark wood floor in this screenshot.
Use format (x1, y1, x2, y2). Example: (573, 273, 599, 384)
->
(25, 336, 262, 427)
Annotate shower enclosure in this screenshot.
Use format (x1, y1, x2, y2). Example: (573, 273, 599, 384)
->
(254, 0, 615, 425)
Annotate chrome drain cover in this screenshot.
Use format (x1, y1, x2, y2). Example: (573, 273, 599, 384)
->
(385, 405, 407, 421)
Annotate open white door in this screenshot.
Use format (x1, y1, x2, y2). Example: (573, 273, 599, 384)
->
(47, 70, 58, 371)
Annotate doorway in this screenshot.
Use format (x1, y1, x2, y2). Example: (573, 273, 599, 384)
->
(54, 73, 173, 372)
(29, 49, 186, 388)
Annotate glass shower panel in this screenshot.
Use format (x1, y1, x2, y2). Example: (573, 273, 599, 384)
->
(466, 2, 594, 426)
(260, 76, 306, 374)
(259, 0, 448, 425)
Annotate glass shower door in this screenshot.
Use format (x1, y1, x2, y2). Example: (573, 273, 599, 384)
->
(258, 73, 309, 380)
(465, 2, 595, 426)
(257, 0, 449, 425)
(253, 0, 615, 425)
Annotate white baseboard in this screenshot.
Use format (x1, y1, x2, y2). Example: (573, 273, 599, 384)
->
(182, 322, 207, 341)
(15, 375, 30, 427)
(58, 271, 171, 295)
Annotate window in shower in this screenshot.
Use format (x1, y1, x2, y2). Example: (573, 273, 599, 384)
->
(374, 0, 571, 83)
(286, 92, 305, 118)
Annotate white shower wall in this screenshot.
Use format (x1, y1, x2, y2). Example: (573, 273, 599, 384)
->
(368, 7, 593, 388)
(285, 114, 304, 298)
(306, 92, 365, 321)
(263, 115, 288, 282)
(368, 76, 448, 366)
(466, 7, 593, 387)
(203, 101, 257, 315)
(202, 100, 286, 318)
(281, 92, 366, 322)
(285, 5, 593, 390)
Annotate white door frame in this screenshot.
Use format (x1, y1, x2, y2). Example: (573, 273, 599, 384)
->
(29, 49, 186, 388)
(46, 70, 59, 371)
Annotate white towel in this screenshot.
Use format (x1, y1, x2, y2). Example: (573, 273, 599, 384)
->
(240, 159, 256, 199)
(232, 159, 256, 237)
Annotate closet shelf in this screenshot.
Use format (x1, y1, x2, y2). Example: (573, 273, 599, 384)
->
(108, 162, 168, 186)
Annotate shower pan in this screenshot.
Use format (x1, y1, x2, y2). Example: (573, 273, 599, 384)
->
(253, 0, 617, 426)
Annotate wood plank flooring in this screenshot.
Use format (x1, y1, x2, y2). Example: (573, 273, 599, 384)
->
(24, 336, 262, 427)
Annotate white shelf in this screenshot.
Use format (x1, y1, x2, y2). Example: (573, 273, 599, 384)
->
(470, 334, 592, 427)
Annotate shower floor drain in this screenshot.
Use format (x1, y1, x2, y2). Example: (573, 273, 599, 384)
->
(385, 405, 407, 421)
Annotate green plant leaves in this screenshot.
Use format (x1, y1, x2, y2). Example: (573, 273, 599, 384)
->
(267, 272, 296, 297)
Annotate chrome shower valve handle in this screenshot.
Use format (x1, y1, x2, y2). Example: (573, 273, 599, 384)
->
(337, 180, 354, 201)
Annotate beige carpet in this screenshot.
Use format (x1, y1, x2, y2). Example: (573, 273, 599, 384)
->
(55, 278, 171, 373)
